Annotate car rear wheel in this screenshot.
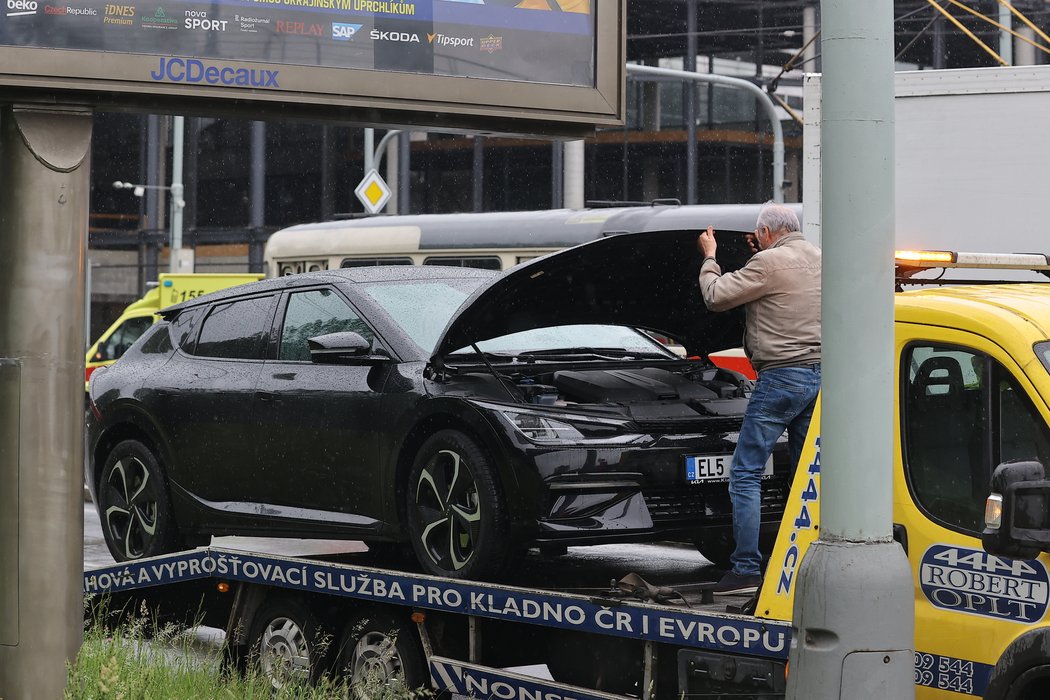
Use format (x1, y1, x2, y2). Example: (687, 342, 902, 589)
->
(406, 430, 510, 580)
(335, 609, 426, 697)
(97, 439, 183, 562)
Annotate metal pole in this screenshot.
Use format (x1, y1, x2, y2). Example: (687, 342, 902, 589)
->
(364, 127, 375, 173)
(397, 130, 410, 214)
(0, 104, 91, 699)
(249, 121, 265, 273)
(684, 0, 698, 205)
(999, 2, 1014, 65)
(169, 115, 184, 273)
(472, 136, 484, 212)
(626, 64, 785, 202)
(787, 2, 914, 696)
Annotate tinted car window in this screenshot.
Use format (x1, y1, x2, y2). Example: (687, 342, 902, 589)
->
(194, 296, 275, 360)
(170, 307, 204, 353)
(139, 324, 174, 355)
(278, 289, 375, 361)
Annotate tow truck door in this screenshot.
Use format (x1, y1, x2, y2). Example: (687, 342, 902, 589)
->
(894, 324, 1050, 698)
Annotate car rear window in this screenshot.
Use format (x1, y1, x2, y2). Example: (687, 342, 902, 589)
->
(194, 295, 276, 360)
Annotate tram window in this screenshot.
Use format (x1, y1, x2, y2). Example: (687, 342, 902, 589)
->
(423, 256, 502, 270)
(340, 257, 414, 268)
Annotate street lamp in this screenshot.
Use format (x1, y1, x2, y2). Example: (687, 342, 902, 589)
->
(112, 115, 186, 273)
(112, 179, 185, 273)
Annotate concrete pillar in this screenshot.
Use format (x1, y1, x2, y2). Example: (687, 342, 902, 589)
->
(385, 132, 399, 215)
(472, 136, 484, 212)
(397, 131, 410, 214)
(249, 121, 265, 273)
(321, 125, 335, 221)
(1015, 26, 1037, 66)
(684, 0, 698, 204)
(563, 140, 585, 209)
(787, 1, 914, 695)
(0, 104, 91, 700)
(551, 141, 564, 209)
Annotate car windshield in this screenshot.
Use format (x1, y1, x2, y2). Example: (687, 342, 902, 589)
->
(358, 277, 672, 358)
(358, 278, 481, 352)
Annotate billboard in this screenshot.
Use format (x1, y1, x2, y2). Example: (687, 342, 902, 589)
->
(0, 0, 623, 135)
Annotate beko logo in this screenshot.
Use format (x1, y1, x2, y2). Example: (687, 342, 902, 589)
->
(184, 9, 227, 31)
(6, 0, 38, 17)
(370, 28, 418, 43)
(149, 57, 280, 88)
(331, 22, 361, 40)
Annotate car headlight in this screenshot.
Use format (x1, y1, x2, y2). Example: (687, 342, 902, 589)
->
(491, 406, 648, 446)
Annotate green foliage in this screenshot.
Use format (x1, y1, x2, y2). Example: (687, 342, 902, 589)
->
(66, 601, 423, 699)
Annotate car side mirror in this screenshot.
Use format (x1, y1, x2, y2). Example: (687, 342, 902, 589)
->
(307, 332, 387, 364)
(983, 460, 1050, 560)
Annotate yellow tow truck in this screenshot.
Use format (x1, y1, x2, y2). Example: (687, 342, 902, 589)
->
(85, 273, 262, 388)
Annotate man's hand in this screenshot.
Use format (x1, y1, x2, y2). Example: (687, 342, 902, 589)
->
(697, 226, 717, 258)
(744, 232, 759, 254)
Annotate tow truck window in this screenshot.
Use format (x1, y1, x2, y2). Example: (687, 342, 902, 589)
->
(423, 256, 501, 270)
(278, 289, 375, 361)
(95, 316, 154, 362)
(904, 344, 1050, 533)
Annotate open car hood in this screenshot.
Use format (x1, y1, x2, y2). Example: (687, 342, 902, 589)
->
(432, 228, 754, 361)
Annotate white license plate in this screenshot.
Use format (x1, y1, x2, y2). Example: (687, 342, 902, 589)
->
(685, 455, 773, 483)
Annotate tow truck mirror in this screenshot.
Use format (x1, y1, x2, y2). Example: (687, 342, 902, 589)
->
(982, 460, 1050, 560)
(308, 331, 386, 364)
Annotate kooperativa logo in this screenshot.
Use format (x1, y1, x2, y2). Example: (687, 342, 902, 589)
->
(6, 0, 38, 17)
(150, 57, 280, 88)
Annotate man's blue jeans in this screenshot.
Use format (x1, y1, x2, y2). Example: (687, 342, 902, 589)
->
(729, 364, 821, 576)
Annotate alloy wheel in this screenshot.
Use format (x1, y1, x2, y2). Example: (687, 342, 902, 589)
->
(102, 456, 160, 560)
(413, 449, 482, 571)
(348, 630, 407, 690)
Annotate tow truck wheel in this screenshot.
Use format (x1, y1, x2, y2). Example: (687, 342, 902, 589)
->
(406, 430, 510, 580)
(97, 439, 181, 562)
(249, 597, 333, 689)
(336, 609, 426, 696)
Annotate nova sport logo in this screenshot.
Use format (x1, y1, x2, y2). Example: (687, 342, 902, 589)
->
(150, 58, 279, 87)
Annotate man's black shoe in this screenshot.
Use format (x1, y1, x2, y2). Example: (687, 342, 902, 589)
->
(711, 571, 762, 596)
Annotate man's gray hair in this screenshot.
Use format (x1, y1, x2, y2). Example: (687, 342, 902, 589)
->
(756, 202, 800, 234)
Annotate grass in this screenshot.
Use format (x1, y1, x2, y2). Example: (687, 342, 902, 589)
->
(66, 600, 429, 700)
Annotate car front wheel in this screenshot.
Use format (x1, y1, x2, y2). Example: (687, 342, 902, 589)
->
(97, 439, 183, 562)
(405, 430, 510, 580)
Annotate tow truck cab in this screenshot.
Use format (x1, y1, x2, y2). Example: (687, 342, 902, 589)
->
(750, 251, 1050, 700)
(85, 272, 263, 388)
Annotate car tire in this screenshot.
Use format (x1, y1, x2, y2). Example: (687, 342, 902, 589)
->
(335, 608, 426, 697)
(97, 439, 184, 562)
(406, 430, 511, 580)
(249, 597, 333, 689)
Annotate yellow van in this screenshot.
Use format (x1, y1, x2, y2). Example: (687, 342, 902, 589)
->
(752, 252, 1050, 698)
(85, 273, 263, 388)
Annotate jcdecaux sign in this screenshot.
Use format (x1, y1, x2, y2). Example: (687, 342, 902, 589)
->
(150, 57, 279, 87)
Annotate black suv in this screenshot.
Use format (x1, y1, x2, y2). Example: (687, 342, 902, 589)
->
(86, 229, 792, 579)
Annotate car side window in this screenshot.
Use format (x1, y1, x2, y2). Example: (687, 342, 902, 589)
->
(194, 296, 275, 360)
(278, 289, 375, 362)
(170, 307, 204, 353)
(903, 343, 1050, 533)
(95, 316, 154, 362)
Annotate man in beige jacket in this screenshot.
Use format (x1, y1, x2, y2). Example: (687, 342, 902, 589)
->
(697, 202, 821, 595)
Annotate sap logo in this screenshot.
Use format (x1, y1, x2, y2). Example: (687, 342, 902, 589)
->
(6, 0, 38, 16)
(332, 22, 361, 40)
(370, 29, 419, 43)
(149, 57, 279, 88)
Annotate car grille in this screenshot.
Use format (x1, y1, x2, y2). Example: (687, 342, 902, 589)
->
(632, 416, 743, 435)
(643, 479, 791, 525)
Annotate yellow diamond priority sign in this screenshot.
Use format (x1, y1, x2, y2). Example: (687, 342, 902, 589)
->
(355, 169, 392, 215)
